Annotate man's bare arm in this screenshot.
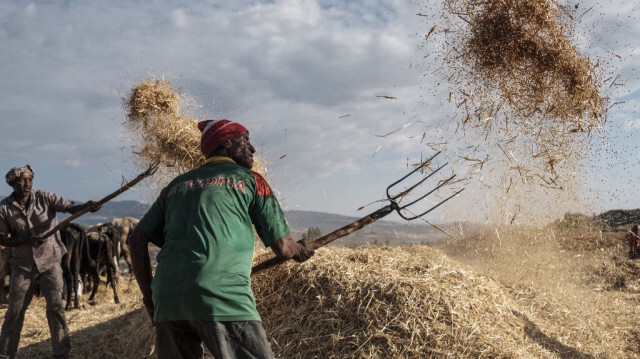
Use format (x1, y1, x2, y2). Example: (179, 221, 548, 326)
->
(128, 227, 155, 322)
(65, 201, 101, 214)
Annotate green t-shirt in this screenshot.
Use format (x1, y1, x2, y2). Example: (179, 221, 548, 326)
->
(137, 157, 290, 323)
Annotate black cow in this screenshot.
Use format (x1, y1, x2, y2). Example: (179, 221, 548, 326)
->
(60, 223, 90, 310)
(83, 225, 119, 305)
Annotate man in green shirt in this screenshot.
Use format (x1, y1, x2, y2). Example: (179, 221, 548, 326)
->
(129, 119, 314, 359)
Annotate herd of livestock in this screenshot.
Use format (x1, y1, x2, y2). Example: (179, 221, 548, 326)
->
(0, 217, 139, 310)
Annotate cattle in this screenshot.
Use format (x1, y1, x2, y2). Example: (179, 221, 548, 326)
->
(84, 226, 120, 304)
(87, 223, 120, 280)
(60, 223, 89, 310)
(108, 217, 139, 276)
(0, 246, 10, 303)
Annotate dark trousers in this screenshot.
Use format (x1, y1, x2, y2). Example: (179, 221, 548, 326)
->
(155, 320, 274, 359)
(0, 265, 70, 359)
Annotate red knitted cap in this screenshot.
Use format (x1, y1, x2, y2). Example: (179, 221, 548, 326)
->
(198, 119, 249, 157)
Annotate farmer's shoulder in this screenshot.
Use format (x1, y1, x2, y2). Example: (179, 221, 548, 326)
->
(163, 162, 254, 188)
(0, 195, 11, 206)
(199, 160, 256, 177)
(248, 170, 275, 197)
(32, 189, 56, 197)
(32, 190, 65, 202)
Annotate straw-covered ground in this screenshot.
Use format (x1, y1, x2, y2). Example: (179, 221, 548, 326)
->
(432, 222, 640, 358)
(3, 276, 155, 358)
(9, 218, 638, 358)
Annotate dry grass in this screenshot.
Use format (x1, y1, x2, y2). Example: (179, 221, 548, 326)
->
(449, 0, 606, 126)
(10, 276, 155, 359)
(253, 246, 552, 358)
(433, 224, 639, 358)
(121, 78, 267, 193)
(436, 0, 609, 170)
(123, 78, 203, 173)
(10, 227, 640, 358)
(417, 0, 613, 223)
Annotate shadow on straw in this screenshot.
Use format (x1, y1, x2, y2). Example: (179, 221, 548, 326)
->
(511, 310, 596, 359)
(17, 308, 156, 359)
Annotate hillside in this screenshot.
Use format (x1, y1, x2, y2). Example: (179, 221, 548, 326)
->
(284, 210, 443, 246)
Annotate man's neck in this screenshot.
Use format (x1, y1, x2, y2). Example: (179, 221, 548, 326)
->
(203, 156, 236, 165)
(13, 192, 30, 207)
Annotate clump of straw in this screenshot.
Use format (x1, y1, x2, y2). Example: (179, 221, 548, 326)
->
(418, 0, 612, 222)
(451, 0, 607, 127)
(122, 78, 267, 191)
(123, 79, 203, 175)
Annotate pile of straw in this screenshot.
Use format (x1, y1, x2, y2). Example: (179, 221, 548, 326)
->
(253, 245, 552, 358)
(16, 241, 637, 358)
(122, 78, 267, 191)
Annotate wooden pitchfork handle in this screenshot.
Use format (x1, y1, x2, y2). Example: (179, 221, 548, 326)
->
(37, 165, 158, 240)
(251, 202, 398, 275)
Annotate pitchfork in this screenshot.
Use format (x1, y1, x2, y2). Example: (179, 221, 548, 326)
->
(251, 152, 464, 275)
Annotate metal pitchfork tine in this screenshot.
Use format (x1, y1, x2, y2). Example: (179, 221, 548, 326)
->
(387, 151, 464, 221)
(251, 151, 464, 275)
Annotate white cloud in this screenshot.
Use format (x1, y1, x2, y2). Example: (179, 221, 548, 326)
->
(25, 3, 36, 15)
(171, 9, 189, 29)
(269, 0, 321, 27)
(62, 160, 83, 168)
(0, 0, 637, 220)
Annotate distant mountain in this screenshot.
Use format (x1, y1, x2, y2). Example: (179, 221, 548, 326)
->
(283, 210, 442, 246)
(284, 209, 437, 234)
(59, 200, 152, 226)
(0, 194, 153, 227)
(2, 196, 447, 244)
(65, 201, 443, 241)
(551, 208, 640, 231)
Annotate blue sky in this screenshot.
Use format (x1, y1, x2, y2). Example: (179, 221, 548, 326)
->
(0, 0, 638, 225)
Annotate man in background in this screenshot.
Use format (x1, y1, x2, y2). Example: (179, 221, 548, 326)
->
(0, 165, 100, 359)
(129, 119, 314, 359)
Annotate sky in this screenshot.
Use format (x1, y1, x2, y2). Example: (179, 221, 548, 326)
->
(0, 0, 638, 225)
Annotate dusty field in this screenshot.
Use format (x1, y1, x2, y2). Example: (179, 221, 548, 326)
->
(432, 224, 640, 358)
(0, 275, 155, 359)
(3, 222, 638, 358)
